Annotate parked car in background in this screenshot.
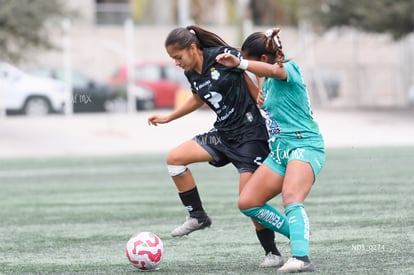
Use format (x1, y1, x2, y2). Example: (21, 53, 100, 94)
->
(28, 68, 120, 113)
(0, 63, 65, 116)
(108, 83, 155, 111)
(109, 62, 188, 108)
(132, 85, 156, 110)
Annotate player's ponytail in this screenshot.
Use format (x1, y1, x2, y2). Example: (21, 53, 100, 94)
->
(165, 25, 228, 50)
(241, 27, 287, 67)
(186, 25, 229, 48)
(264, 28, 285, 67)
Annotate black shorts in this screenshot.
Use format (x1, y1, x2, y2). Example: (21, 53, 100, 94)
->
(193, 125, 270, 173)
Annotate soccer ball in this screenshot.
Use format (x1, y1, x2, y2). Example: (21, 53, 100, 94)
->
(126, 231, 164, 271)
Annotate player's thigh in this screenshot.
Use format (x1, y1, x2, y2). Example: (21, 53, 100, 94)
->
(238, 164, 283, 210)
(166, 139, 214, 165)
(282, 160, 314, 206)
(238, 171, 253, 194)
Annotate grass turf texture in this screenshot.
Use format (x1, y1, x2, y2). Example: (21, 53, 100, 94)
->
(0, 147, 413, 274)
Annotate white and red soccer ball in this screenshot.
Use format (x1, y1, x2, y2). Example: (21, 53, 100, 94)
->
(126, 231, 164, 271)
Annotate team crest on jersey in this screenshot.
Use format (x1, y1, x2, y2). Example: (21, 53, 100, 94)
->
(210, 67, 220, 80)
(246, 112, 253, 122)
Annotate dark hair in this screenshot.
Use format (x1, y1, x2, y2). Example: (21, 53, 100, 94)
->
(165, 25, 229, 50)
(241, 28, 286, 67)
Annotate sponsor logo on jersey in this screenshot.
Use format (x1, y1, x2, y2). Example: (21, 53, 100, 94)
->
(194, 80, 211, 91)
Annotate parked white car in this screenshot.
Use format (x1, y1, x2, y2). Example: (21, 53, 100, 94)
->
(0, 63, 66, 116)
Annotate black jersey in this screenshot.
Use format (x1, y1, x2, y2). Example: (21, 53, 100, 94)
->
(184, 46, 265, 136)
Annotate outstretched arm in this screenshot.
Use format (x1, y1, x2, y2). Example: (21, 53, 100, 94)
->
(148, 93, 204, 126)
(216, 53, 287, 80)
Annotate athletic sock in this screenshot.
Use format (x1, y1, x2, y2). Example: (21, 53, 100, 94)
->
(284, 203, 310, 257)
(241, 203, 290, 238)
(178, 187, 207, 221)
(294, 255, 310, 263)
(256, 228, 281, 256)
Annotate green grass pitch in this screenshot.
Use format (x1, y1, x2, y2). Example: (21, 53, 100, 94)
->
(0, 147, 413, 274)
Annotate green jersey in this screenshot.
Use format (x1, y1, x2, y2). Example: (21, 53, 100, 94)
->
(185, 46, 265, 136)
(262, 60, 321, 139)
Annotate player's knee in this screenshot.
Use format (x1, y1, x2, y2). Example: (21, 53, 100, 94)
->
(238, 200, 248, 211)
(166, 150, 176, 165)
(166, 150, 188, 176)
(282, 191, 300, 206)
(238, 195, 255, 211)
(166, 148, 186, 165)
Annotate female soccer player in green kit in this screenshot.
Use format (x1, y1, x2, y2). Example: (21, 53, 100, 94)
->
(216, 27, 325, 273)
(148, 25, 286, 267)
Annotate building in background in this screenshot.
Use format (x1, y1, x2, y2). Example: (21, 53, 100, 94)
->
(23, 0, 414, 108)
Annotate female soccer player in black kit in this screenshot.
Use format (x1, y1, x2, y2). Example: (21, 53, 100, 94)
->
(148, 25, 287, 267)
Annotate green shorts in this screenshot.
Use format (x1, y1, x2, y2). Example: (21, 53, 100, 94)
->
(264, 136, 325, 177)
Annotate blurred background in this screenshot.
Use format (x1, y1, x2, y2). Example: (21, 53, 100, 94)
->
(1, 0, 413, 117)
(0, 0, 413, 157)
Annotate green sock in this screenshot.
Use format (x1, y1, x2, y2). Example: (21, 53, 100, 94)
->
(284, 203, 310, 257)
(241, 203, 290, 238)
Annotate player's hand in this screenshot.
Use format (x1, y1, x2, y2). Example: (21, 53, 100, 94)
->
(257, 90, 265, 107)
(147, 114, 170, 126)
(215, 53, 239, 67)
